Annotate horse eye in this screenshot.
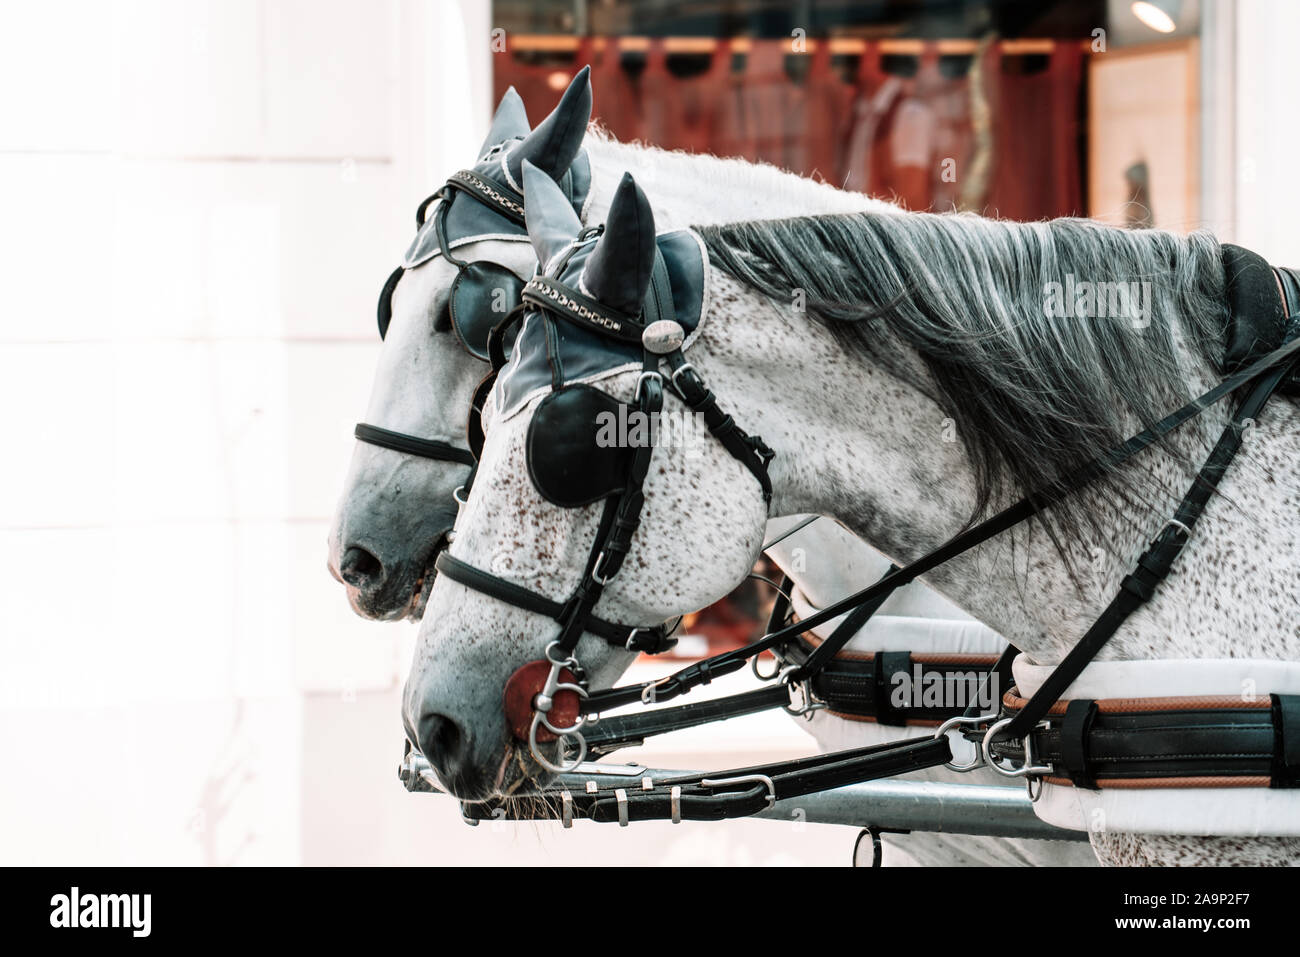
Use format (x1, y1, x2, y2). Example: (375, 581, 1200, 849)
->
(432, 302, 452, 334)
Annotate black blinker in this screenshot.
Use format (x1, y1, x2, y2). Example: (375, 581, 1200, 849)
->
(526, 385, 636, 508)
(376, 265, 405, 340)
(449, 262, 526, 359)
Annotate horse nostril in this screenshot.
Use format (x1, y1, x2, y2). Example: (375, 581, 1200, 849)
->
(418, 713, 468, 783)
(339, 545, 383, 587)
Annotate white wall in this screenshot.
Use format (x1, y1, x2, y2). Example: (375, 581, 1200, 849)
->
(0, 0, 836, 866)
(1233, 0, 1300, 264)
(0, 0, 461, 865)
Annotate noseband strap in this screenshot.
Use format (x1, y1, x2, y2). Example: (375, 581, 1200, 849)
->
(434, 551, 675, 654)
(353, 423, 476, 466)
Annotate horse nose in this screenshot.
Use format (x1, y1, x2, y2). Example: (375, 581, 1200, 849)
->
(418, 712, 471, 788)
(338, 545, 383, 588)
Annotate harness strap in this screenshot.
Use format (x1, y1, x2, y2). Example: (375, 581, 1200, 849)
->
(791, 565, 900, 680)
(434, 552, 672, 653)
(1273, 694, 1300, 788)
(662, 351, 775, 502)
(353, 423, 476, 466)
(997, 344, 1300, 744)
(584, 685, 792, 756)
(993, 691, 1300, 788)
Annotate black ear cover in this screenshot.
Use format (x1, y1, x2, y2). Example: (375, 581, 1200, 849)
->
(526, 385, 634, 508)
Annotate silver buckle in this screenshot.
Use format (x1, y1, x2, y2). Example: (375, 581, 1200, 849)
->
(591, 551, 616, 586)
(634, 370, 662, 404)
(670, 362, 699, 390)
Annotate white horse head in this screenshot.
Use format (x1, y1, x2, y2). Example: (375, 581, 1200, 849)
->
(329, 69, 897, 622)
(404, 173, 1300, 864)
(402, 170, 768, 798)
(327, 74, 593, 620)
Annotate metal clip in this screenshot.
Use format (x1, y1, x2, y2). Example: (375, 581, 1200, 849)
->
(670, 786, 682, 824)
(615, 788, 629, 827)
(700, 773, 777, 809)
(981, 717, 1053, 780)
(933, 712, 1000, 772)
(781, 669, 827, 720)
(560, 790, 574, 829)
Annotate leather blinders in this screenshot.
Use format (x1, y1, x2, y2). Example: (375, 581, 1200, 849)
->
(376, 265, 406, 340)
(525, 384, 637, 508)
(449, 261, 526, 359)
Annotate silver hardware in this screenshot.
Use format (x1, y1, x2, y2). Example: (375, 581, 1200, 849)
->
(529, 712, 587, 773)
(670, 362, 698, 389)
(615, 788, 629, 827)
(670, 786, 682, 824)
(461, 811, 480, 827)
(642, 319, 686, 355)
(701, 773, 777, 809)
(933, 712, 1000, 772)
(527, 657, 590, 772)
(634, 370, 663, 404)
(585, 781, 598, 794)
(640, 677, 670, 705)
(981, 717, 1053, 779)
(417, 768, 441, 791)
(591, 551, 616, 586)
(1163, 518, 1193, 539)
(641, 776, 654, 791)
(750, 645, 782, 681)
(781, 670, 827, 720)
(561, 790, 574, 828)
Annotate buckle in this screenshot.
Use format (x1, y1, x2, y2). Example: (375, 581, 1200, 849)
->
(634, 370, 662, 405)
(591, 550, 617, 586)
(670, 362, 702, 393)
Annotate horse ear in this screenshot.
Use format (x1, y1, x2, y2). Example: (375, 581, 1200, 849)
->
(505, 66, 591, 185)
(523, 160, 583, 269)
(479, 86, 530, 156)
(582, 173, 656, 316)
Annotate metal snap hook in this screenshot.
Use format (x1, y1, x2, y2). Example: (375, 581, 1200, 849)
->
(981, 717, 1053, 779)
(529, 711, 588, 774)
(932, 712, 1000, 772)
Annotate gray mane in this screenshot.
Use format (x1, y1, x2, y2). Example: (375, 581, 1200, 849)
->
(696, 211, 1229, 547)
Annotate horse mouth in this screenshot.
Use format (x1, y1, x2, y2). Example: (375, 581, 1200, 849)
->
(403, 528, 453, 621)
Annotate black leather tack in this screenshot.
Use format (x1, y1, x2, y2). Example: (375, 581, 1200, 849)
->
(1222, 244, 1287, 374)
(873, 652, 912, 727)
(1270, 694, 1300, 788)
(1060, 699, 1100, 790)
